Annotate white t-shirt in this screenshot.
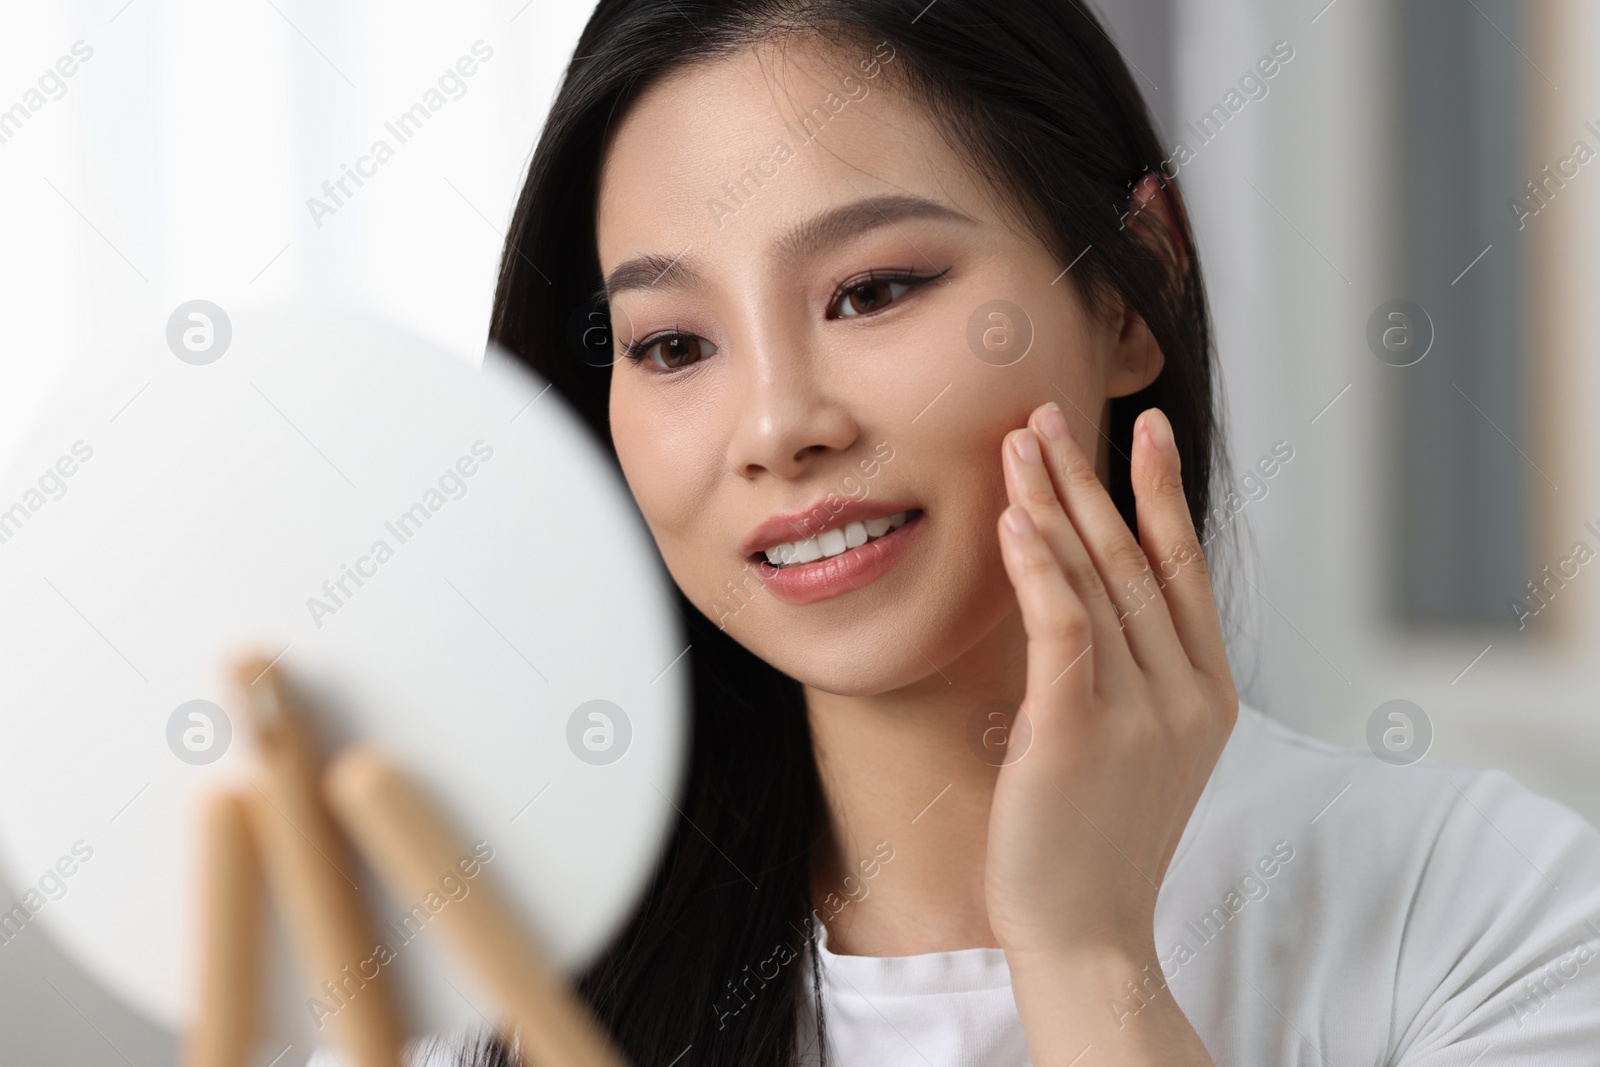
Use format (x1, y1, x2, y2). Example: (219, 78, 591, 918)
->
(794, 703, 1600, 1065)
(310, 702, 1600, 1066)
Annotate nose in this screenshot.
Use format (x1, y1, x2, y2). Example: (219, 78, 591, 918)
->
(725, 327, 859, 481)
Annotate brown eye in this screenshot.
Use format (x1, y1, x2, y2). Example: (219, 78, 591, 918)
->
(834, 277, 912, 319)
(631, 333, 715, 370)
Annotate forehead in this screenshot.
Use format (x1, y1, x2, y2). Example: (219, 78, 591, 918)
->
(594, 39, 995, 272)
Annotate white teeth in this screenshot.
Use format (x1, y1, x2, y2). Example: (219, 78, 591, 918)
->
(760, 510, 918, 568)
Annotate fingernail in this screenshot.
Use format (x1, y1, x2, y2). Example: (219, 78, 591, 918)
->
(1146, 408, 1175, 451)
(1036, 401, 1070, 441)
(243, 680, 286, 738)
(233, 657, 287, 738)
(1011, 428, 1043, 464)
(1004, 505, 1035, 536)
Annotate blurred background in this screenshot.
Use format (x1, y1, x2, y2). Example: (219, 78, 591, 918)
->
(1, 0, 1595, 1061)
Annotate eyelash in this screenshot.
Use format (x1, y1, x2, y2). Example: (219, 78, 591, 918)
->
(619, 267, 949, 372)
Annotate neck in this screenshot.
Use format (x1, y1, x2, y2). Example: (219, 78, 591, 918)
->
(804, 607, 1027, 957)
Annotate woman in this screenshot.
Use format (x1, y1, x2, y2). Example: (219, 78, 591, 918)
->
(347, 0, 1600, 1063)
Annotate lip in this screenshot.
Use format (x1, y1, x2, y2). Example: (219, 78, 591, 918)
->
(739, 497, 925, 559)
(753, 509, 927, 606)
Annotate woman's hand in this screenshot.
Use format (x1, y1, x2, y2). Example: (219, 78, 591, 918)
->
(985, 400, 1236, 1063)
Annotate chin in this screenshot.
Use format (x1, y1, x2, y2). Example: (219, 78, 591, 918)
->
(726, 570, 1017, 699)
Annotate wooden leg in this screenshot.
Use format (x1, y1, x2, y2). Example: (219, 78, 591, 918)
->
(186, 791, 264, 1067)
(232, 655, 408, 1067)
(324, 746, 630, 1067)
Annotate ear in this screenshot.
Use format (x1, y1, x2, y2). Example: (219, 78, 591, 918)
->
(1104, 304, 1163, 399)
(1123, 172, 1189, 279)
(1105, 173, 1188, 399)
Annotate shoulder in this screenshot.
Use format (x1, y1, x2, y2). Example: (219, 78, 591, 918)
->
(1206, 703, 1600, 873)
(1192, 703, 1600, 911)
(1169, 702, 1600, 1061)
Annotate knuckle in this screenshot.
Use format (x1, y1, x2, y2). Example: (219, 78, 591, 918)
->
(1154, 459, 1187, 495)
(1172, 682, 1228, 734)
(1040, 606, 1091, 646)
(1023, 483, 1063, 512)
(1061, 555, 1107, 598)
(1217, 687, 1241, 726)
(1183, 540, 1212, 581)
(1158, 536, 1209, 584)
(1107, 537, 1150, 576)
(1060, 449, 1101, 491)
(1016, 548, 1059, 579)
(1119, 707, 1162, 749)
(1113, 573, 1159, 620)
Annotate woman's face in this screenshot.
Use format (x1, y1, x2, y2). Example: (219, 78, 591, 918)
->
(595, 39, 1159, 696)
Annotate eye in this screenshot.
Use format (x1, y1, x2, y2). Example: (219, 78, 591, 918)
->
(622, 330, 717, 372)
(828, 268, 948, 320)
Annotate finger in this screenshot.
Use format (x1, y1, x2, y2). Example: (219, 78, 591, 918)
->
(1003, 426, 1135, 684)
(997, 503, 1096, 708)
(186, 791, 263, 1067)
(1129, 408, 1231, 681)
(231, 654, 407, 1067)
(325, 746, 630, 1067)
(1029, 400, 1189, 678)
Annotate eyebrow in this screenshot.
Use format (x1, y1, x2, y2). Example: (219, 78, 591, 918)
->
(599, 193, 975, 300)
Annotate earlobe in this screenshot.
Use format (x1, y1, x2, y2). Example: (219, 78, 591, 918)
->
(1106, 309, 1165, 399)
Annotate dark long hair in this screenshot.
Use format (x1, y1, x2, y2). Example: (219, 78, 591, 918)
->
(475, 1, 1224, 1063)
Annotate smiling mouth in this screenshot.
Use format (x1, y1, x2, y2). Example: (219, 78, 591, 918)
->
(752, 509, 924, 569)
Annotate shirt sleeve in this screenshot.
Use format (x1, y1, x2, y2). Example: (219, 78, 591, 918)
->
(1387, 767, 1600, 1064)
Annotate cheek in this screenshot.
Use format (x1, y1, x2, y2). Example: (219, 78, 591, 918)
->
(612, 372, 696, 511)
(919, 331, 1098, 490)
(832, 279, 1107, 572)
(610, 384, 730, 595)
